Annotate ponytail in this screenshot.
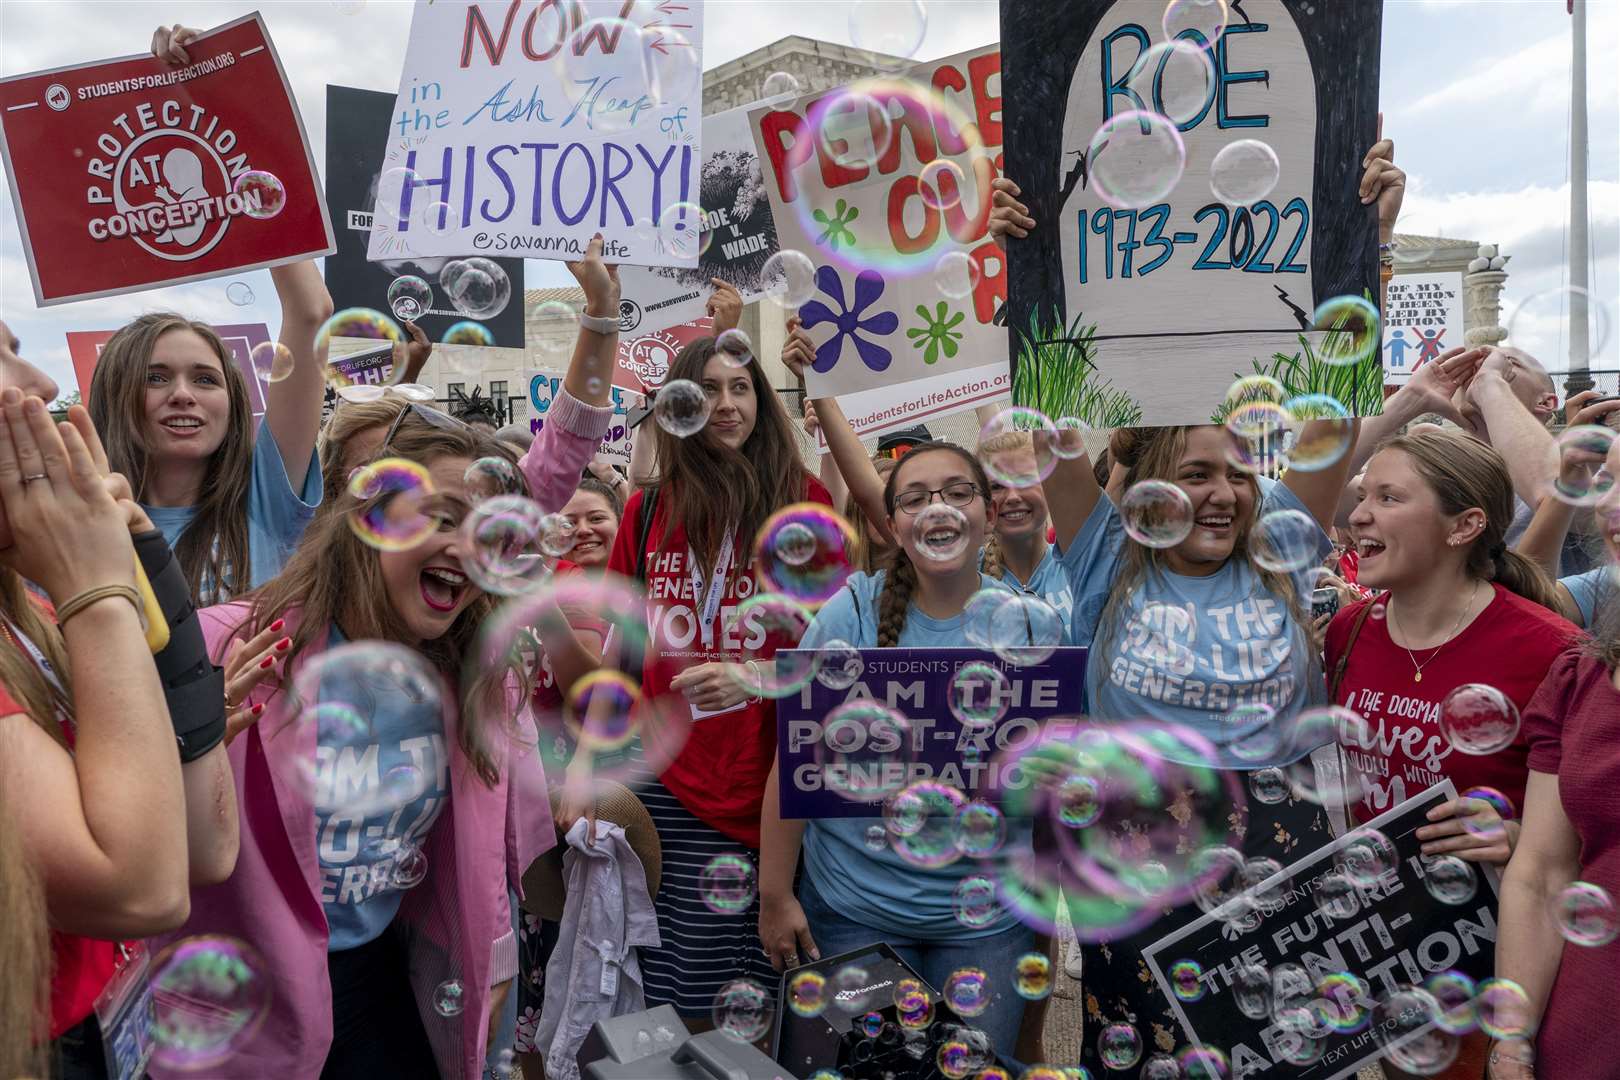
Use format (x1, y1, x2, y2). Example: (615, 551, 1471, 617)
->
(981, 532, 1006, 581)
(1489, 546, 1562, 614)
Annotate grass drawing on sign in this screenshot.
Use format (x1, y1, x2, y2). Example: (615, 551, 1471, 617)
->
(1011, 306, 1143, 429)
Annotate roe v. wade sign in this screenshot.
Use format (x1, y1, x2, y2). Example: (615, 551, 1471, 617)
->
(1000, 0, 1383, 427)
(0, 13, 333, 306)
(369, 0, 705, 268)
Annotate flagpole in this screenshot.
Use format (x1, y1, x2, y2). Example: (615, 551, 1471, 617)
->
(1567, 0, 1593, 396)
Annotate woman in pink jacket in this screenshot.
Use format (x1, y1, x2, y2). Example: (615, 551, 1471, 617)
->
(154, 242, 622, 1080)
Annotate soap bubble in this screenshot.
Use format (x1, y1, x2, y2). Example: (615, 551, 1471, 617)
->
(1341, 827, 1398, 886)
(816, 90, 895, 169)
(1425, 971, 1479, 1035)
(954, 801, 1006, 858)
(699, 854, 756, 914)
(1169, 959, 1206, 1002)
(979, 407, 1061, 488)
(1014, 952, 1054, 1000)
(920, 158, 967, 212)
(392, 842, 428, 889)
(863, 824, 888, 852)
(458, 495, 554, 596)
(387, 275, 434, 322)
(1550, 425, 1618, 507)
(643, 26, 701, 105)
(1476, 978, 1533, 1040)
(249, 341, 295, 384)
(463, 457, 522, 503)
(713, 978, 773, 1042)
(1317, 871, 1360, 919)
(963, 587, 1010, 648)
(951, 877, 1000, 929)
(317, 309, 405, 367)
(445, 257, 511, 320)
(885, 780, 967, 869)
(1248, 767, 1290, 804)
(1508, 284, 1613, 361)
(1371, 988, 1455, 1074)
(374, 166, 419, 220)
(149, 935, 273, 1070)
(226, 281, 254, 306)
(848, 0, 927, 60)
(234, 170, 286, 219)
(441, 320, 494, 346)
(1233, 962, 1272, 1019)
(754, 503, 858, 605)
(948, 661, 1010, 732)
(419, 200, 460, 236)
(1556, 881, 1619, 946)
(1056, 772, 1103, 828)
(1163, 0, 1230, 52)
(1120, 480, 1195, 548)
(715, 327, 754, 367)
(912, 503, 972, 562)
(815, 638, 864, 690)
(653, 378, 712, 437)
(763, 70, 801, 109)
(1312, 295, 1381, 368)
(530, 299, 580, 359)
(1141, 1054, 1182, 1080)
(1210, 139, 1280, 205)
(346, 458, 437, 551)
(933, 249, 979, 298)
(1419, 854, 1483, 906)
(723, 594, 820, 699)
(1124, 40, 1216, 125)
(788, 970, 828, 1017)
(1096, 1023, 1143, 1069)
(1086, 110, 1185, 210)
(988, 593, 1064, 667)
(765, 249, 818, 307)
(566, 670, 641, 753)
(432, 979, 465, 1017)
(819, 701, 914, 802)
(1439, 683, 1520, 755)
(834, 965, 875, 1012)
(1282, 394, 1353, 473)
(1251, 509, 1322, 572)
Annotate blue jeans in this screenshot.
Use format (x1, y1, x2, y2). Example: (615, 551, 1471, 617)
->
(798, 875, 1033, 1058)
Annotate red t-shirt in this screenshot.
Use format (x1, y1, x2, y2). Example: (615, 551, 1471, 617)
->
(1324, 584, 1579, 824)
(608, 480, 832, 847)
(1522, 647, 1620, 1077)
(0, 610, 123, 1039)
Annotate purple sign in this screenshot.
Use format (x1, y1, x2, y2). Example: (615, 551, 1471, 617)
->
(776, 647, 1088, 819)
(326, 342, 395, 389)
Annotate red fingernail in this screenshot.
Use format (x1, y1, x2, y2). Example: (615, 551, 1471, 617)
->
(259, 657, 275, 669)
(271, 619, 285, 632)
(252, 703, 264, 715)
(275, 638, 290, 651)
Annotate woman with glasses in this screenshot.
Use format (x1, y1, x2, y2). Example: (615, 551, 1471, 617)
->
(757, 442, 1037, 1058)
(602, 335, 831, 1027)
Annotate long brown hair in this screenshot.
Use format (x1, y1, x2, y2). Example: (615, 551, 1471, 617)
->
(89, 314, 254, 601)
(875, 443, 993, 648)
(648, 339, 810, 568)
(232, 414, 518, 784)
(1587, 571, 1620, 671)
(1095, 426, 1304, 653)
(849, 456, 898, 574)
(1380, 429, 1561, 612)
(0, 571, 72, 747)
(0, 780, 48, 1080)
(318, 396, 413, 509)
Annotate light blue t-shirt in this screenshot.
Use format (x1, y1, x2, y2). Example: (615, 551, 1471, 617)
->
(796, 570, 1028, 940)
(1057, 478, 1330, 767)
(982, 542, 1075, 625)
(1561, 565, 1616, 628)
(145, 416, 322, 605)
(313, 632, 451, 951)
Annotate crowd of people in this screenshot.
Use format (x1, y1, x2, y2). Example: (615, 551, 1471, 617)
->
(1, 18, 1617, 1080)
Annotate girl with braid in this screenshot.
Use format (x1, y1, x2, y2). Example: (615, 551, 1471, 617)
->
(757, 442, 1036, 1058)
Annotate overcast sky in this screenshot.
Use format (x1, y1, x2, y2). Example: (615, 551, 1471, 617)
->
(1, 0, 1615, 401)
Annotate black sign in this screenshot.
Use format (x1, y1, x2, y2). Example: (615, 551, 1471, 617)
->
(323, 85, 525, 348)
(1142, 782, 1500, 1078)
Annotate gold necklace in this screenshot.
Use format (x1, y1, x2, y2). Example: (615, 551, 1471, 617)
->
(1387, 579, 1480, 683)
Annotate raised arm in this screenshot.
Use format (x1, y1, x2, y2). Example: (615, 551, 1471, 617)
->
(800, 401, 849, 511)
(390, 321, 433, 386)
(1467, 349, 1561, 506)
(1495, 769, 1581, 1079)
(264, 261, 336, 495)
(757, 758, 818, 972)
(1283, 417, 1363, 530)
(784, 316, 892, 544)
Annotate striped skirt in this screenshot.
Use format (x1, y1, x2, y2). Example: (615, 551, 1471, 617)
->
(631, 779, 778, 1017)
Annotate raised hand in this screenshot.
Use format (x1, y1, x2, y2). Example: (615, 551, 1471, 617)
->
(706, 278, 743, 335)
(150, 23, 200, 65)
(987, 177, 1035, 246)
(1360, 118, 1405, 241)
(782, 315, 816, 381)
(565, 233, 621, 318)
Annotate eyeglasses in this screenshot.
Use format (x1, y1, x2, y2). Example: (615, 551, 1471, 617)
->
(894, 481, 983, 515)
(336, 382, 436, 404)
(381, 402, 467, 453)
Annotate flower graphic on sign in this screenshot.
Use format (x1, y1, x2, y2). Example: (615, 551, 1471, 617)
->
(812, 199, 860, 250)
(799, 266, 898, 374)
(907, 302, 965, 365)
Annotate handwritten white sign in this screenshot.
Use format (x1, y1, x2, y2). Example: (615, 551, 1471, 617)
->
(369, 0, 704, 267)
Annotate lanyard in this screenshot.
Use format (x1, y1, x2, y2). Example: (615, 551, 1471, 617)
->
(686, 533, 735, 652)
(1, 614, 64, 694)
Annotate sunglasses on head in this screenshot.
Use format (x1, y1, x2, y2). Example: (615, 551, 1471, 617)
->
(381, 401, 468, 452)
(335, 382, 436, 405)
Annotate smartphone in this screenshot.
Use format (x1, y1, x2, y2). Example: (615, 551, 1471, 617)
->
(1312, 587, 1341, 621)
(1589, 394, 1620, 431)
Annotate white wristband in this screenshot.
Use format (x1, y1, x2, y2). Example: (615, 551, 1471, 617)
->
(578, 310, 618, 335)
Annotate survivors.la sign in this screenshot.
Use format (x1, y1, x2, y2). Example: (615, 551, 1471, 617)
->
(0, 13, 334, 307)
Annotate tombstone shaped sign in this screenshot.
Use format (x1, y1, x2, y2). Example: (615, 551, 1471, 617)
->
(1000, 0, 1383, 426)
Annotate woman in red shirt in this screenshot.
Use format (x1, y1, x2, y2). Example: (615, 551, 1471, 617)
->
(1327, 428, 1577, 1076)
(1492, 433, 1620, 1080)
(0, 327, 242, 1078)
(606, 337, 831, 1023)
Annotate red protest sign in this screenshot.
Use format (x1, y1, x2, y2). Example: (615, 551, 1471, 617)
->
(614, 316, 714, 395)
(0, 13, 334, 307)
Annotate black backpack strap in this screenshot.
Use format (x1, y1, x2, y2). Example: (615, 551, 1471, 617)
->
(634, 487, 660, 582)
